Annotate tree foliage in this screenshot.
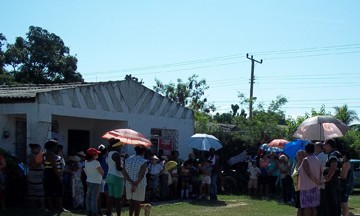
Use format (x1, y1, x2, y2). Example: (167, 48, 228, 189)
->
(153, 74, 215, 113)
(0, 33, 15, 84)
(334, 104, 359, 126)
(1, 26, 83, 84)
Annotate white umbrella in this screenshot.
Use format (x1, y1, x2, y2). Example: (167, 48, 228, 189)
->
(188, 133, 222, 151)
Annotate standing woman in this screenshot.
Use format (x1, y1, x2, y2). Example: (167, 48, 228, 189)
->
(84, 148, 104, 216)
(106, 138, 125, 216)
(27, 144, 45, 208)
(298, 143, 321, 216)
(123, 145, 148, 216)
(292, 150, 306, 216)
(43, 139, 68, 213)
(340, 152, 354, 216)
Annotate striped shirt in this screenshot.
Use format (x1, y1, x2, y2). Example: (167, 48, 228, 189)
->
(44, 153, 62, 173)
(323, 150, 343, 182)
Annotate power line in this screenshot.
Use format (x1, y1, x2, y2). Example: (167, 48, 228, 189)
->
(83, 43, 360, 79)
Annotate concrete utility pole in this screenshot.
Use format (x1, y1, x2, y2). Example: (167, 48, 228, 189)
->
(246, 53, 263, 119)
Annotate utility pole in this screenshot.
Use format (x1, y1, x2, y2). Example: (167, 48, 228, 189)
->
(246, 53, 263, 119)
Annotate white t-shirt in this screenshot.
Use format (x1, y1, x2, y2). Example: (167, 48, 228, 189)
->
(148, 163, 163, 175)
(247, 166, 261, 179)
(84, 160, 102, 184)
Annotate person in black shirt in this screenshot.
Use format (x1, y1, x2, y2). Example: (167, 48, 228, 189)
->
(323, 139, 343, 216)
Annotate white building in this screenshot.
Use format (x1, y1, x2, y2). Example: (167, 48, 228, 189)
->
(0, 80, 194, 161)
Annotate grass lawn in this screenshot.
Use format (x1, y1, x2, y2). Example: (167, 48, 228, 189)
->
(1, 192, 359, 216)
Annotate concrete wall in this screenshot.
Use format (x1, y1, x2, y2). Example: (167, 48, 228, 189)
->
(0, 81, 194, 161)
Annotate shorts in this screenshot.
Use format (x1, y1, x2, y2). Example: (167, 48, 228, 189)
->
(202, 176, 211, 185)
(248, 179, 258, 189)
(300, 187, 320, 208)
(106, 174, 124, 198)
(126, 185, 146, 201)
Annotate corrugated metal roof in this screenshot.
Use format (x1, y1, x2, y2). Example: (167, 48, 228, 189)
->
(0, 82, 95, 101)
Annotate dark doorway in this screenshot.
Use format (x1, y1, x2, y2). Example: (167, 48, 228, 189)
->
(15, 118, 27, 162)
(68, 130, 90, 155)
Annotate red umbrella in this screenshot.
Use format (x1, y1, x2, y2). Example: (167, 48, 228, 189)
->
(267, 139, 288, 148)
(102, 129, 152, 147)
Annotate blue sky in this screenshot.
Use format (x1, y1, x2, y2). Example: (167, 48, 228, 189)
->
(1, 1, 360, 123)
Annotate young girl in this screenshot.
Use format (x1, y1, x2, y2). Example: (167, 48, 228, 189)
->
(84, 148, 104, 216)
(180, 161, 191, 199)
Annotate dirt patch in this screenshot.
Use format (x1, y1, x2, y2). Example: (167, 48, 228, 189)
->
(223, 202, 248, 208)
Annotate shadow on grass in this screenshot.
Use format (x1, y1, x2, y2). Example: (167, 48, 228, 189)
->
(188, 198, 227, 207)
(0, 208, 77, 216)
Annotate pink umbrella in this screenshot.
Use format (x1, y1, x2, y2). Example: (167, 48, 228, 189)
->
(293, 115, 349, 141)
(102, 129, 152, 147)
(267, 139, 288, 148)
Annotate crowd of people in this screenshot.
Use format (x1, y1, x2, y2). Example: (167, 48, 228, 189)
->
(253, 138, 354, 216)
(0, 136, 355, 216)
(20, 138, 221, 216)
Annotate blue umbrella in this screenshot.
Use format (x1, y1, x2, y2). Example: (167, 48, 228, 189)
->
(283, 139, 310, 160)
(259, 143, 283, 153)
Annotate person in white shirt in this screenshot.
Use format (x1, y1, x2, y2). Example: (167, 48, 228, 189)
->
(147, 155, 163, 201)
(84, 148, 104, 216)
(247, 160, 260, 195)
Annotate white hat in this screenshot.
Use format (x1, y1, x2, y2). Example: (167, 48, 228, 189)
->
(68, 155, 81, 162)
(76, 151, 86, 157)
(98, 144, 106, 150)
(151, 155, 159, 160)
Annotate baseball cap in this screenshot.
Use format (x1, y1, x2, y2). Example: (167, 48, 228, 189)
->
(87, 148, 101, 156)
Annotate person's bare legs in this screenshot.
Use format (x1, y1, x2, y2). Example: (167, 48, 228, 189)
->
(341, 202, 349, 216)
(115, 198, 122, 216)
(297, 208, 304, 216)
(129, 200, 135, 216)
(133, 200, 141, 216)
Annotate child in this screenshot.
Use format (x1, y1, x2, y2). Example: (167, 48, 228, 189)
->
(199, 160, 212, 200)
(180, 161, 191, 199)
(247, 160, 260, 195)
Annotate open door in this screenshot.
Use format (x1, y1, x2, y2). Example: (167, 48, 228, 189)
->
(68, 129, 90, 155)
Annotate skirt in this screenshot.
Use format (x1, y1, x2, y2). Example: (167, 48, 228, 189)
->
(300, 187, 320, 208)
(27, 168, 44, 198)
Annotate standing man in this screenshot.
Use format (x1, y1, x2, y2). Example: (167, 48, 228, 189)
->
(208, 148, 220, 201)
(123, 145, 148, 216)
(323, 139, 343, 216)
(315, 141, 327, 216)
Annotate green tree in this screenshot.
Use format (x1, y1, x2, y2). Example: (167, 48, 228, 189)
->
(125, 74, 144, 84)
(213, 112, 233, 124)
(3, 26, 83, 84)
(231, 104, 239, 116)
(0, 33, 15, 84)
(153, 74, 215, 113)
(334, 104, 359, 126)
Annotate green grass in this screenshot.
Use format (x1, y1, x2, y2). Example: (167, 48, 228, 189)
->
(1, 193, 359, 216)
